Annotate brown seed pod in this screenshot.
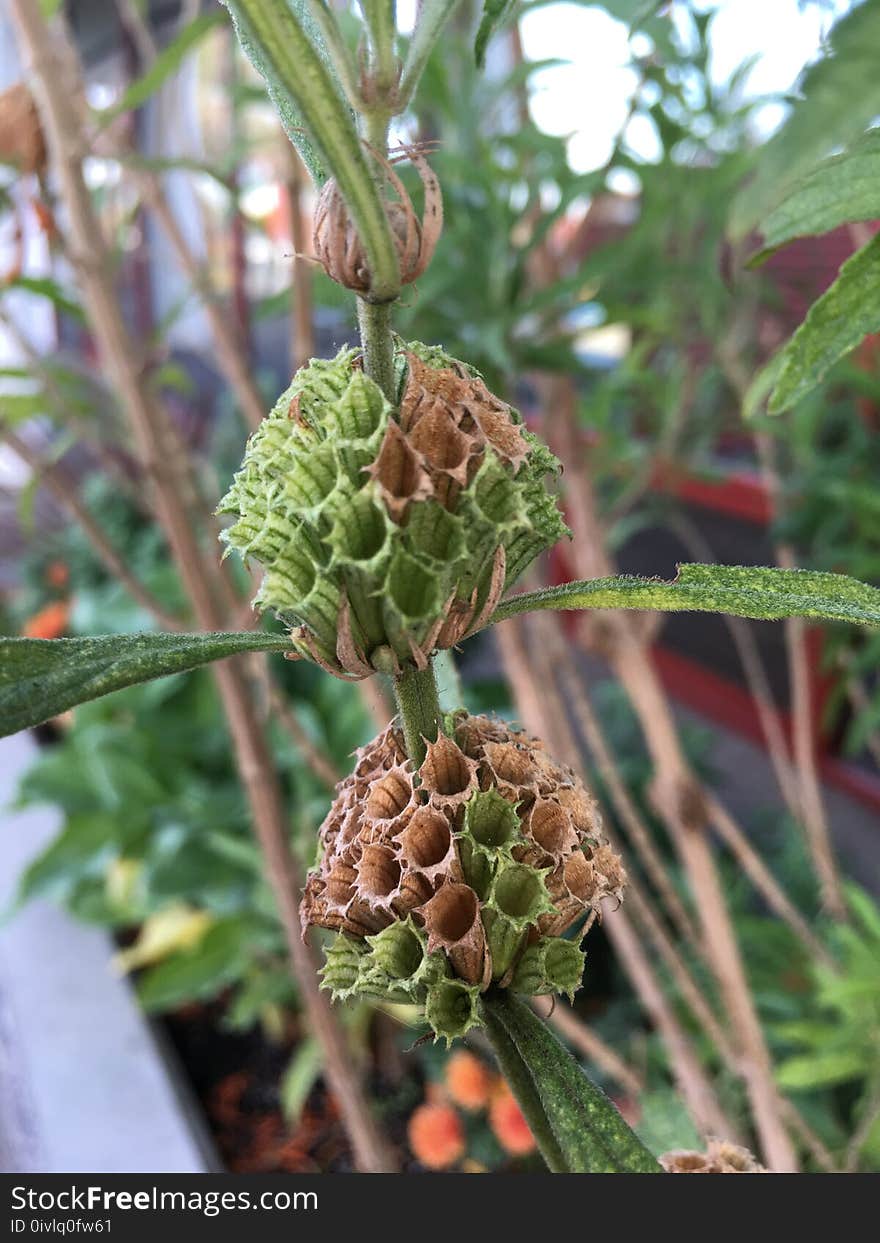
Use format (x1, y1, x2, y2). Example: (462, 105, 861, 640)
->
(660, 1140, 766, 1174)
(312, 148, 442, 301)
(0, 83, 46, 176)
(302, 714, 621, 1000)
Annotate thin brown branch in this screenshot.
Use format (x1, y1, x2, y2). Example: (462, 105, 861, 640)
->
(496, 613, 739, 1142)
(11, 0, 395, 1172)
(139, 176, 267, 434)
(707, 795, 835, 968)
(2, 427, 182, 629)
(668, 511, 804, 819)
(546, 375, 798, 1170)
(266, 679, 342, 790)
(549, 631, 703, 953)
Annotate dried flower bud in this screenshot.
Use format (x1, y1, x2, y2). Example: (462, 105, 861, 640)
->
(0, 83, 46, 176)
(660, 1140, 766, 1173)
(313, 151, 441, 301)
(219, 344, 569, 680)
(302, 714, 624, 1041)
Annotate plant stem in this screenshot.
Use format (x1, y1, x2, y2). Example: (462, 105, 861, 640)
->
(480, 991, 662, 1174)
(393, 660, 443, 765)
(357, 298, 397, 402)
(356, 103, 398, 403)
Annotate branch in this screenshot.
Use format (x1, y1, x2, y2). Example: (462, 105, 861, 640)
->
(10, 0, 395, 1172)
(2, 427, 182, 630)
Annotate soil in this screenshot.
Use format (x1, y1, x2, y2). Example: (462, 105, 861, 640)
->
(162, 1000, 422, 1173)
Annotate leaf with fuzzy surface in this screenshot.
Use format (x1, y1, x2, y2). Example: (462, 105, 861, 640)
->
(489, 563, 880, 629)
(751, 128, 880, 261)
(730, 0, 880, 241)
(480, 992, 661, 1172)
(0, 631, 292, 738)
(768, 233, 880, 412)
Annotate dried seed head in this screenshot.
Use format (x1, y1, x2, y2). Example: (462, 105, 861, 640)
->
(0, 83, 46, 176)
(219, 343, 568, 679)
(304, 714, 623, 1040)
(660, 1141, 765, 1174)
(312, 150, 442, 302)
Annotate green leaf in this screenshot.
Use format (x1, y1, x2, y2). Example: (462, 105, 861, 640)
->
(475, 0, 518, 69)
(399, 0, 465, 107)
(751, 128, 880, 261)
(776, 1049, 868, 1091)
(15, 813, 122, 905)
(137, 917, 253, 1011)
(489, 563, 880, 631)
(98, 12, 227, 122)
(0, 392, 47, 425)
(280, 1038, 323, 1123)
(0, 631, 293, 739)
(480, 992, 661, 1172)
(768, 233, 880, 413)
(4, 275, 84, 322)
(730, 0, 880, 241)
(222, 0, 401, 300)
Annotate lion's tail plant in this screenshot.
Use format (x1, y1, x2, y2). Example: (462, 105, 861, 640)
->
(217, 0, 662, 1174)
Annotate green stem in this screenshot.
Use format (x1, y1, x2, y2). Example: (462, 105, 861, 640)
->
(356, 105, 398, 404)
(392, 660, 443, 766)
(479, 991, 663, 1174)
(357, 299, 397, 403)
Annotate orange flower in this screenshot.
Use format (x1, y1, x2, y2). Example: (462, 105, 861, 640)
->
(407, 1102, 465, 1170)
(489, 1083, 536, 1157)
(45, 560, 69, 588)
(23, 599, 70, 640)
(444, 1050, 494, 1111)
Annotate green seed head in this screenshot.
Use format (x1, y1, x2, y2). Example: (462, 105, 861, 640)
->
(219, 344, 569, 678)
(304, 715, 625, 1039)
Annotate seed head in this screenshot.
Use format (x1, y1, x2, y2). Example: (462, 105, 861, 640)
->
(302, 713, 625, 1041)
(660, 1140, 766, 1173)
(219, 344, 569, 679)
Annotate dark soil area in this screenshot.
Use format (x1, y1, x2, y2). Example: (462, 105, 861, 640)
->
(162, 1000, 423, 1173)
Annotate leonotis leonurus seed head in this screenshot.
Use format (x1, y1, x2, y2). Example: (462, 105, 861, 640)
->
(218, 342, 569, 679)
(660, 1141, 765, 1174)
(300, 712, 625, 1042)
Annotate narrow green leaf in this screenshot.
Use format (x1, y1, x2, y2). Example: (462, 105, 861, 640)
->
(475, 0, 519, 69)
(99, 12, 227, 122)
(488, 564, 880, 630)
(4, 275, 84, 321)
(0, 631, 293, 739)
(730, 0, 880, 241)
(776, 1049, 867, 1091)
(769, 233, 880, 413)
(751, 128, 880, 261)
(399, 0, 464, 108)
(280, 1038, 323, 1123)
(480, 992, 661, 1173)
(0, 392, 47, 426)
(223, 0, 401, 300)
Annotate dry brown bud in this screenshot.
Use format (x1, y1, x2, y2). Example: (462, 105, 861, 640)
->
(312, 149, 442, 301)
